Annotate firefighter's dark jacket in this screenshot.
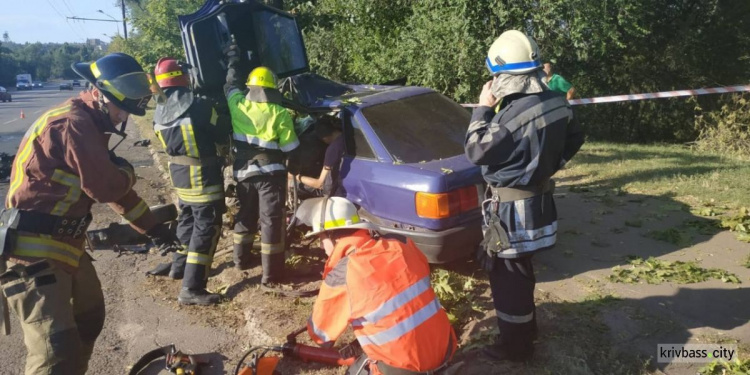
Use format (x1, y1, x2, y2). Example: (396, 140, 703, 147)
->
(153, 87, 231, 204)
(465, 91, 584, 188)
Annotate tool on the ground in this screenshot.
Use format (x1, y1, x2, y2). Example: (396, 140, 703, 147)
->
(129, 344, 209, 375)
(234, 326, 361, 375)
(86, 204, 178, 251)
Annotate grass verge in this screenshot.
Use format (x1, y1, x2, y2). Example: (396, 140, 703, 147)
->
(558, 142, 750, 209)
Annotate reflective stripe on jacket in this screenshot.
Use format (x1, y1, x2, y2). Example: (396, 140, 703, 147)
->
(226, 88, 299, 180)
(6, 92, 158, 270)
(307, 230, 457, 373)
(154, 89, 228, 204)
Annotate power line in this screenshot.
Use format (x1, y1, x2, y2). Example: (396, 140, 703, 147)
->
(66, 16, 121, 23)
(60, 0, 89, 39)
(59, 0, 75, 16)
(44, 0, 85, 40)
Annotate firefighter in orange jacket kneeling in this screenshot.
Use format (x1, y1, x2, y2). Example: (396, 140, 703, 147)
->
(295, 197, 457, 375)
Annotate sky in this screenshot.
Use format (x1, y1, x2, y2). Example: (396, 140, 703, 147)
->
(1, 0, 126, 44)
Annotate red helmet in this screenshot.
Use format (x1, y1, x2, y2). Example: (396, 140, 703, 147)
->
(154, 57, 190, 88)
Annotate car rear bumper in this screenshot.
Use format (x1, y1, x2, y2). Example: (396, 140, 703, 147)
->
(375, 217, 483, 264)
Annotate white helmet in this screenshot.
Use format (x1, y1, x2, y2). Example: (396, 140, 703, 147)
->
(485, 30, 542, 76)
(295, 197, 378, 237)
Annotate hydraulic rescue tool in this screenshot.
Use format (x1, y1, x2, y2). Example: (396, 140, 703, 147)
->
(234, 326, 361, 375)
(86, 204, 178, 253)
(129, 344, 209, 375)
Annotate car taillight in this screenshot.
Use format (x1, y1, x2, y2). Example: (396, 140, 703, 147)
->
(415, 186, 478, 219)
(458, 185, 479, 212)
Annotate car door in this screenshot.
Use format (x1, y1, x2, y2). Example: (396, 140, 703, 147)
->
(179, 0, 309, 95)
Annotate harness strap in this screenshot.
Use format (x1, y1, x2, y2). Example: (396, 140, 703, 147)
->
(490, 179, 555, 203)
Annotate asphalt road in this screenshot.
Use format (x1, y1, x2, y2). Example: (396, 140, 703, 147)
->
(0, 85, 82, 154)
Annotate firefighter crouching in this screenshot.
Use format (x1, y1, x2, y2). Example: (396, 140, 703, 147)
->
(295, 197, 457, 375)
(0, 53, 181, 375)
(150, 57, 232, 305)
(464, 31, 585, 362)
(224, 45, 300, 284)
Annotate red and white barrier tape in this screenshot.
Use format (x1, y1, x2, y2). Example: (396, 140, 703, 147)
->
(462, 84, 750, 107)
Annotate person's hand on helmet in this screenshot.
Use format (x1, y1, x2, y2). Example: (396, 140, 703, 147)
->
(479, 79, 500, 108)
(146, 223, 182, 256)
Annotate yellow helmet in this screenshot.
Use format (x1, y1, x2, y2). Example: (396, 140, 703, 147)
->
(246, 66, 277, 89)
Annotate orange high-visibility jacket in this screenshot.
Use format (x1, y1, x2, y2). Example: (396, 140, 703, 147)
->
(307, 230, 456, 374)
(6, 92, 158, 271)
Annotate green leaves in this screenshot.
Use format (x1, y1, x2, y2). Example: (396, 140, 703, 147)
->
(719, 207, 750, 243)
(430, 268, 483, 326)
(608, 256, 742, 285)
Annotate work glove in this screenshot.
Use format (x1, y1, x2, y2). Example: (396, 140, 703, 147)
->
(223, 43, 240, 67)
(477, 213, 511, 272)
(146, 223, 182, 256)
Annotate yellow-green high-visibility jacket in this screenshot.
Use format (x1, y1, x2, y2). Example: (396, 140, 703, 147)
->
(225, 85, 299, 181)
(154, 87, 230, 205)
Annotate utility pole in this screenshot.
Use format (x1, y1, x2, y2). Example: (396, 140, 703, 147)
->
(121, 0, 128, 40)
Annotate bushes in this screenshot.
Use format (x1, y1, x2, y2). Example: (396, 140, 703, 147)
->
(295, 0, 750, 144)
(694, 94, 750, 159)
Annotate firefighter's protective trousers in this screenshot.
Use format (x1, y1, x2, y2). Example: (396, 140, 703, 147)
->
(0, 256, 105, 375)
(232, 175, 286, 283)
(172, 202, 223, 289)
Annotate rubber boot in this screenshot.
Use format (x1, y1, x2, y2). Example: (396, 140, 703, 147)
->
(177, 288, 221, 306)
(261, 252, 285, 285)
(146, 262, 172, 277)
(170, 251, 186, 280)
(233, 243, 253, 270)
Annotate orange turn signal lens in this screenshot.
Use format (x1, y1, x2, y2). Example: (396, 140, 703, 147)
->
(416, 192, 452, 219)
(416, 186, 478, 219)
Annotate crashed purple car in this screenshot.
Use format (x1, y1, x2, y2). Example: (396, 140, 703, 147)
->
(180, 0, 483, 262)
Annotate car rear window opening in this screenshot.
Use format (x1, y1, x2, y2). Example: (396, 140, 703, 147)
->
(362, 93, 469, 164)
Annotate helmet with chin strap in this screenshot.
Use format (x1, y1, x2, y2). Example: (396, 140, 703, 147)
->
(72, 53, 153, 116)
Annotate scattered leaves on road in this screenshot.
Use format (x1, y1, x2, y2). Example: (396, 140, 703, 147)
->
(719, 207, 750, 243)
(608, 256, 742, 284)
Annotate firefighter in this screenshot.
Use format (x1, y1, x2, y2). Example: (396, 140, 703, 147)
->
(0, 53, 181, 375)
(464, 30, 585, 362)
(150, 57, 231, 305)
(224, 46, 299, 284)
(295, 197, 457, 375)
